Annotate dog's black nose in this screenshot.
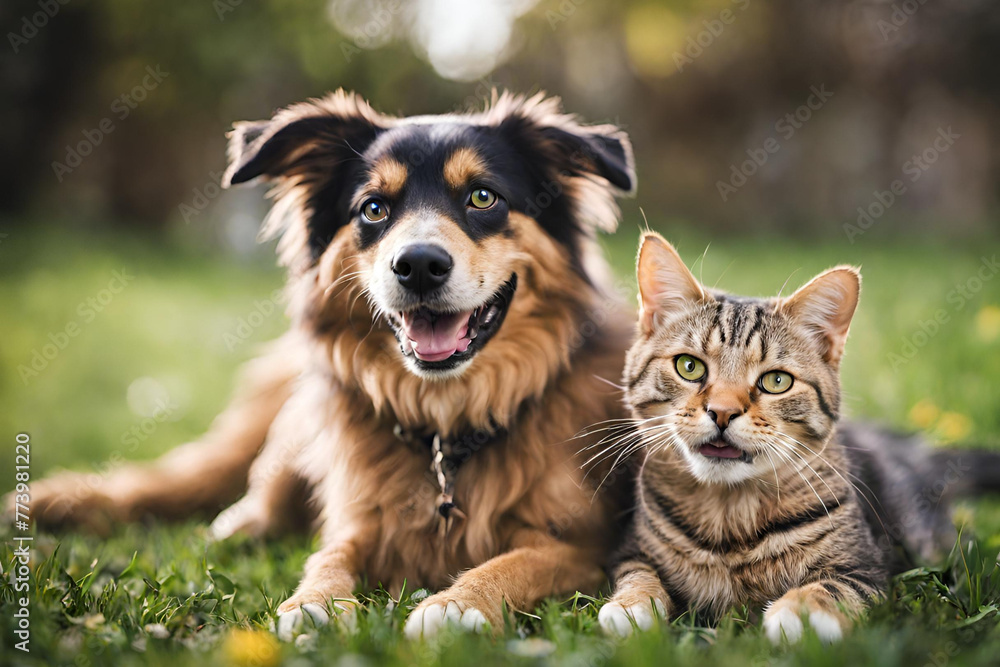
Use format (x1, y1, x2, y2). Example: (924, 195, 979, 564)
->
(392, 244, 453, 295)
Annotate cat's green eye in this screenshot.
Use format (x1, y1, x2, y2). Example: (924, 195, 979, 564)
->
(675, 354, 707, 382)
(469, 188, 497, 209)
(759, 371, 794, 394)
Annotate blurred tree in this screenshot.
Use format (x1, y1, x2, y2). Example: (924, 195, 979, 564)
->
(1, 0, 997, 238)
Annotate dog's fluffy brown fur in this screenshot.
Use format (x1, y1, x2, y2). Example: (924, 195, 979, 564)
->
(24, 90, 637, 635)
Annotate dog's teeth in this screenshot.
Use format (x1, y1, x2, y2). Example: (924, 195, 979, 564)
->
(483, 305, 499, 325)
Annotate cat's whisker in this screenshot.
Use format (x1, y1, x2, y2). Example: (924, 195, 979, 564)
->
(592, 374, 626, 391)
(574, 425, 639, 454)
(773, 432, 875, 516)
(774, 431, 892, 542)
(642, 431, 676, 461)
(579, 444, 633, 472)
(760, 447, 782, 503)
(591, 426, 680, 495)
(769, 436, 839, 499)
(580, 423, 664, 461)
(571, 415, 668, 451)
(592, 436, 664, 495)
(767, 431, 840, 496)
(766, 441, 836, 530)
(581, 434, 644, 471)
(574, 422, 635, 436)
(775, 438, 841, 508)
(604, 425, 676, 464)
(652, 436, 681, 461)
(577, 417, 660, 472)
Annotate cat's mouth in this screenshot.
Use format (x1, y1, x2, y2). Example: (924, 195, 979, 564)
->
(698, 438, 753, 464)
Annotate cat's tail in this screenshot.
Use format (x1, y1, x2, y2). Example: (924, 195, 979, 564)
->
(929, 448, 1000, 498)
(13, 331, 305, 534)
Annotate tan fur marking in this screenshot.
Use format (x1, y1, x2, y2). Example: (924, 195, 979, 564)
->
(369, 158, 408, 198)
(443, 147, 487, 191)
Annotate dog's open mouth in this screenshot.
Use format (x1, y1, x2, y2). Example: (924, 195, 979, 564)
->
(393, 275, 517, 371)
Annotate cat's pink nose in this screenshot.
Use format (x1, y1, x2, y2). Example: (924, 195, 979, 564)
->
(706, 403, 746, 430)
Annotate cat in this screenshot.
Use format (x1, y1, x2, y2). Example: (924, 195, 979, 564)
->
(597, 232, 1000, 644)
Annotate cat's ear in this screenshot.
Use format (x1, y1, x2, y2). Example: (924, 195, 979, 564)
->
(636, 232, 707, 335)
(780, 267, 861, 364)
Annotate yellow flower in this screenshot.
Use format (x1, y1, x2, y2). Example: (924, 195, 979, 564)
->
(975, 305, 1000, 342)
(908, 400, 940, 430)
(624, 5, 687, 78)
(935, 412, 972, 443)
(952, 504, 975, 531)
(83, 613, 106, 630)
(223, 629, 280, 667)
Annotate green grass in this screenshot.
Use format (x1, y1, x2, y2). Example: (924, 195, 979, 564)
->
(1, 222, 1000, 665)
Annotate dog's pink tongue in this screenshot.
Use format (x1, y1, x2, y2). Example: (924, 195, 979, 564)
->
(401, 310, 472, 362)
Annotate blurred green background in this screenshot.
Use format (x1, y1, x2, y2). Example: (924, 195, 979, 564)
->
(3, 0, 1000, 236)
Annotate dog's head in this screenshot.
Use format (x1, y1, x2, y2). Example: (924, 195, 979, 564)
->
(224, 90, 634, 383)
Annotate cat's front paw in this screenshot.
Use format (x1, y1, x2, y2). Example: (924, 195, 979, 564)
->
(404, 591, 494, 639)
(275, 598, 357, 641)
(764, 590, 847, 644)
(598, 599, 665, 638)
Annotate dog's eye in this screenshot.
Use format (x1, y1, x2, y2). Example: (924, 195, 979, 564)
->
(469, 188, 497, 210)
(362, 199, 389, 223)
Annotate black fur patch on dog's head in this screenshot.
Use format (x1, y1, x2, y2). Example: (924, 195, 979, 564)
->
(223, 90, 635, 278)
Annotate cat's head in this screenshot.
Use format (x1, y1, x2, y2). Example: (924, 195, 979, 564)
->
(624, 232, 860, 485)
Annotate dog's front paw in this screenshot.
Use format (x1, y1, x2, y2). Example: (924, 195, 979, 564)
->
(209, 496, 275, 541)
(598, 599, 664, 638)
(275, 600, 356, 641)
(764, 589, 847, 644)
(276, 603, 329, 642)
(404, 594, 492, 639)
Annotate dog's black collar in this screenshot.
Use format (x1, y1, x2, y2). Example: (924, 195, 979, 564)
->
(393, 421, 505, 537)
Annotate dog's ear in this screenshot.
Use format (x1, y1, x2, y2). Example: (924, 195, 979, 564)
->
(223, 90, 389, 188)
(490, 94, 635, 196)
(532, 124, 635, 194)
(221, 91, 392, 268)
(485, 92, 635, 242)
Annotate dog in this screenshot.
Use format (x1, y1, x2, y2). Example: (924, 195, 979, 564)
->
(23, 90, 638, 639)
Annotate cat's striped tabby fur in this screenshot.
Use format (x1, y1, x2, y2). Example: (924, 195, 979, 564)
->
(600, 233, 884, 643)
